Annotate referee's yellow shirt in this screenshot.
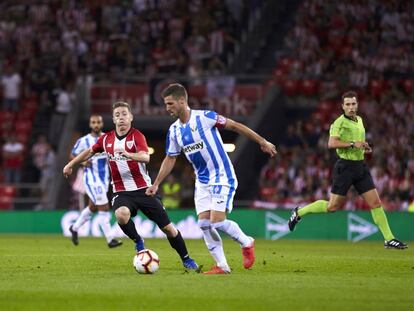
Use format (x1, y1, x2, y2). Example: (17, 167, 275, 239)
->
(329, 114, 366, 161)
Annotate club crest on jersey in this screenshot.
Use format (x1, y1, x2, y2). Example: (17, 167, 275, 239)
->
(126, 141, 134, 149)
(190, 124, 198, 132)
(183, 141, 204, 155)
(106, 143, 112, 147)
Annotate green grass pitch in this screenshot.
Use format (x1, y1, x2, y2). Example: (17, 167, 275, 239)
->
(0, 235, 413, 311)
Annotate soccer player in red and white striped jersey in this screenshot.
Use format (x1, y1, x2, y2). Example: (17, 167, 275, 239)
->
(92, 117, 152, 192)
(63, 101, 198, 270)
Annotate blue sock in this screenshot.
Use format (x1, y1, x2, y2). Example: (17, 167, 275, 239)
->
(118, 219, 144, 251)
(135, 238, 145, 252)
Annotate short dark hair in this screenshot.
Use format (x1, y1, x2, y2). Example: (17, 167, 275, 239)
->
(112, 101, 132, 113)
(161, 83, 188, 101)
(90, 114, 102, 120)
(341, 91, 358, 102)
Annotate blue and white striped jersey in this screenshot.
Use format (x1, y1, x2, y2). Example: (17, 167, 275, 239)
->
(166, 110, 237, 188)
(72, 133, 110, 188)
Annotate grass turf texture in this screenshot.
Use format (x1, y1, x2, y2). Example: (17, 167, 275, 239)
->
(0, 235, 413, 311)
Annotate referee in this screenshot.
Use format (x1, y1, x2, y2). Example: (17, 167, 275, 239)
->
(288, 91, 407, 249)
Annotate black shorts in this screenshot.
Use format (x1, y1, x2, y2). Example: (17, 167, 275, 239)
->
(111, 189, 171, 229)
(331, 159, 375, 196)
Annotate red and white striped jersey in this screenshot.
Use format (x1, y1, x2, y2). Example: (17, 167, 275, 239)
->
(92, 128, 152, 193)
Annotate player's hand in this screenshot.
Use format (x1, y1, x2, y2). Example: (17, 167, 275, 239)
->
(145, 185, 158, 196)
(115, 148, 133, 160)
(119, 150, 132, 159)
(354, 141, 366, 149)
(260, 140, 277, 158)
(364, 143, 372, 154)
(63, 164, 73, 178)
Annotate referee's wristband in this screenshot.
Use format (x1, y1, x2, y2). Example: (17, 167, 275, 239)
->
(349, 141, 355, 148)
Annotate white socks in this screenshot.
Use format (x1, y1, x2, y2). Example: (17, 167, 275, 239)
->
(72, 208, 114, 243)
(211, 219, 252, 248)
(72, 206, 92, 231)
(198, 219, 230, 272)
(98, 211, 114, 243)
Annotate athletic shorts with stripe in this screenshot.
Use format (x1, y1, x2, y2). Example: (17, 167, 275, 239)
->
(85, 178, 109, 206)
(194, 181, 236, 215)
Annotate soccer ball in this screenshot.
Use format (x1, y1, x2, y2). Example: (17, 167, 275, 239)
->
(133, 249, 160, 274)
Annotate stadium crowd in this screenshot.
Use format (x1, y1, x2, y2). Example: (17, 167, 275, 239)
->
(260, 0, 414, 211)
(0, 0, 252, 181)
(275, 0, 414, 89)
(1, 0, 413, 212)
(0, 0, 257, 209)
(257, 88, 414, 211)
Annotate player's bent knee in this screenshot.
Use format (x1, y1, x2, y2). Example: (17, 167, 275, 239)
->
(115, 206, 130, 224)
(369, 200, 382, 209)
(161, 223, 177, 237)
(197, 219, 210, 230)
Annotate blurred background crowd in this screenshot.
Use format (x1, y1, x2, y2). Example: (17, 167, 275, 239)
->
(0, 0, 413, 212)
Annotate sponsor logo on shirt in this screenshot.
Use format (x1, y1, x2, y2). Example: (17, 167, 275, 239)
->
(108, 153, 129, 161)
(183, 141, 204, 155)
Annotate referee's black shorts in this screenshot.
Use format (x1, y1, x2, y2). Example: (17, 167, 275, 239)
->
(111, 189, 171, 229)
(331, 159, 376, 196)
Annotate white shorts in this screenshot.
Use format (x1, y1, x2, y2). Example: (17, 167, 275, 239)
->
(194, 182, 237, 215)
(84, 179, 109, 206)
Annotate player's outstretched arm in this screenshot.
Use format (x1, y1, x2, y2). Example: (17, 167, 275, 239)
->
(63, 148, 96, 178)
(224, 118, 277, 157)
(145, 155, 177, 196)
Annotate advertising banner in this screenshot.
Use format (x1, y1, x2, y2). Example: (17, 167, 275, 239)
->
(1, 210, 413, 241)
(90, 82, 263, 116)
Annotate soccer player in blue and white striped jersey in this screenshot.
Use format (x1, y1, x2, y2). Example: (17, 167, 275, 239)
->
(69, 115, 122, 248)
(146, 84, 277, 274)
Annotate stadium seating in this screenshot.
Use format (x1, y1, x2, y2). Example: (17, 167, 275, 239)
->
(257, 0, 414, 210)
(0, 185, 16, 210)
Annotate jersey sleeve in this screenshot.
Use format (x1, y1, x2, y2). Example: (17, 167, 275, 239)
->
(134, 131, 149, 152)
(166, 126, 181, 156)
(92, 134, 105, 153)
(203, 110, 227, 129)
(329, 118, 342, 137)
(71, 138, 86, 156)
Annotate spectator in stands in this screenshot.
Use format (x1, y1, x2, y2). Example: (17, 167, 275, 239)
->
(49, 83, 73, 148)
(36, 143, 56, 210)
(2, 135, 24, 183)
(1, 65, 22, 112)
(161, 175, 182, 209)
(280, 125, 304, 147)
(179, 166, 195, 208)
(31, 134, 50, 182)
